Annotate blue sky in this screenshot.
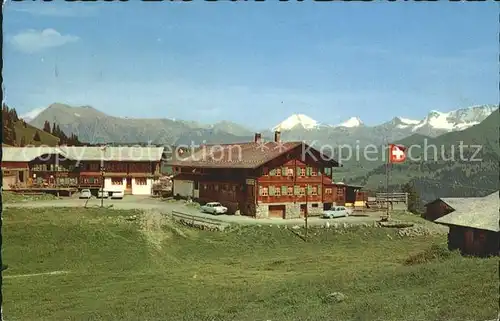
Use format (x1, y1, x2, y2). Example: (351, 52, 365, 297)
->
(3, 1, 498, 129)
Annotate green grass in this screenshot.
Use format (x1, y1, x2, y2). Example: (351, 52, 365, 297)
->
(13, 121, 60, 146)
(2, 192, 58, 203)
(3, 207, 498, 321)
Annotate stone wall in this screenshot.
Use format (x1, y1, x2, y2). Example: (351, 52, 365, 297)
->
(255, 203, 269, 218)
(254, 202, 325, 219)
(307, 202, 323, 216)
(285, 203, 300, 219)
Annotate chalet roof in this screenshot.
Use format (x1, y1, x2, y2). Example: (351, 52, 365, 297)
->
(166, 141, 339, 169)
(434, 191, 499, 232)
(1, 146, 165, 162)
(2, 146, 57, 162)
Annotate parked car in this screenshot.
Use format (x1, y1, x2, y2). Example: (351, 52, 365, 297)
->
(322, 206, 352, 219)
(97, 189, 108, 198)
(79, 189, 92, 199)
(201, 202, 228, 215)
(110, 190, 124, 199)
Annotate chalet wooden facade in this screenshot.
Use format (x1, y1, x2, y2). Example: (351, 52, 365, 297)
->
(1, 146, 164, 196)
(169, 132, 362, 219)
(433, 191, 499, 257)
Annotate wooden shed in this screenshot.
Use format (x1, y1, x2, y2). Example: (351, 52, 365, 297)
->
(433, 191, 499, 257)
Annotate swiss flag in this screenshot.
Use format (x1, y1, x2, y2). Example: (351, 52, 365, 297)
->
(389, 144, 406, 163)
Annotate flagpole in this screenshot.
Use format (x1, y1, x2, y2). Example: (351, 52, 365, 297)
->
(385, 144, 390, 221)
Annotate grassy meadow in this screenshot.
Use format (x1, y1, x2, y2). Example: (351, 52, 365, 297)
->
(2, 207, 498, 321)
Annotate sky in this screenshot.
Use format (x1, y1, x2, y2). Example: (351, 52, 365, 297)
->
(3, 1, 499, 129)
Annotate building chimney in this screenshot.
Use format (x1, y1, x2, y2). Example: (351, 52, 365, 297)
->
(254, 133, 262, 144)
(274, 131, 281, 143)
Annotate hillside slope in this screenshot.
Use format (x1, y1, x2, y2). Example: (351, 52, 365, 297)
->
(29, 103, 255, 145)
(2, 105, 60, 146)
(346, 111, 499, 201)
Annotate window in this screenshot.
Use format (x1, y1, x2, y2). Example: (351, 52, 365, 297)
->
(203, 183, 207, 190)
(311, 186, 318, 195)
(259, 186, 269, 196)
(269, 169, 276, 176)
(287, 168, 294, 176)
(112, 178, 123, 185)
(311, 168, 317, 176)
(106, 163, 127, 172)
(275, 168, 281, 176)
(194, 181, 199, 189)
(135, 178, 147, 185)
(325, 188, 332, 195)
(215, 184, 219, 191)
(300, 168, 306, 177)
(130, 163, 151, 173)
(287, 186, 294, 196)
(300, 187, 305, 196)
(86, 163, 99, 171)
(232, 185, 236, 192)
(275, 186, 281, 196)
(312, 203, 318, 208)
(263, 167, 269, 176)
(337, 188, 344, 196)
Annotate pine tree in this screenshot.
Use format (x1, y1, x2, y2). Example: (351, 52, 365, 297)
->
(43, 121, 51, 133)
(33, 131, 41, 142)
(402, 182, 421, 214)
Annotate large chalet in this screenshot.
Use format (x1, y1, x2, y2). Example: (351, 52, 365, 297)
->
(168, 131, 362, 219)
(2, 146, 164, 196)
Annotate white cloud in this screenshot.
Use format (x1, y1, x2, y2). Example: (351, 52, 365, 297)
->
(9, 29, 79, 54)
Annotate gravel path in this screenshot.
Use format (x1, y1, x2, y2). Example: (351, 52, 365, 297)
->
(4, 196, 438, 230)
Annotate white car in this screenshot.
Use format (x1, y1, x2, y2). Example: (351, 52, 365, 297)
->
(322, 206, 353, 219)
(110, 190, 124, 199)
(79, 189, 92, 199)
(201, 202, 228, 215)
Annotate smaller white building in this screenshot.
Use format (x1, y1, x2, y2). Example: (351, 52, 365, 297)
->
(103, 177, 154, 195)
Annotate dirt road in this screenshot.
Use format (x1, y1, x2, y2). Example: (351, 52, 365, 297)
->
(3, 196, 390, 227)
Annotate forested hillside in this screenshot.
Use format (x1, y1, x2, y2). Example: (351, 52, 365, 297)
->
(346, 111, 499, 202)
(2, 105, 82, 146)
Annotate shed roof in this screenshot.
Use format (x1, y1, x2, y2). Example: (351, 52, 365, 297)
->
(1, 146, 165, 162)
(434, 191, 499, 232)
(166, 141, 338, 169)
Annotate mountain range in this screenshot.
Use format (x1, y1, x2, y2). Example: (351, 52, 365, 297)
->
(15, 102, 500, 202)
(345, 111, 499, 202)
(25, 103, 498, 148)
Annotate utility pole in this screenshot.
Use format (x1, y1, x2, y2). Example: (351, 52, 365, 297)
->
(100, 165, 105, 208)
(305, 183, 309, 239)
(383, 136, 391, 222)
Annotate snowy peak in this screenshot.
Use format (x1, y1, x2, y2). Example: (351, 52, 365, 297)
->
(20, 107, 47, 122)
(396, 117, 420, 125)
(336, 117, 363, 128)
(412, 104, 498, 132)
(272, 114, 319, 131)
(390, 116, 420, 129)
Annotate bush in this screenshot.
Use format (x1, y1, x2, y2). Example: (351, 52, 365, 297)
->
(404, 244, 457, 265)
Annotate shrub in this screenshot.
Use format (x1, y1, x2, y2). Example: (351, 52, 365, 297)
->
(404, 243, 457, 265)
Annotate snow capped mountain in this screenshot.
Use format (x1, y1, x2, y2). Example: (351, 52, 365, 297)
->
(335, 117, 364, 128)
(411, 105, 498, 133)
(390, 117, 421, 129)
(20, 107, 47, 122)
(272, 114, 319, 131)
(271, 105, 496, 135)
